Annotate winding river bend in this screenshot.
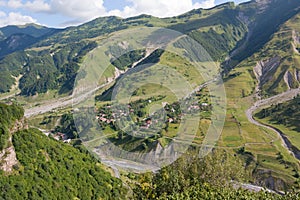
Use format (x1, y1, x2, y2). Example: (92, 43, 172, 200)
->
(246, 88, 300, 160)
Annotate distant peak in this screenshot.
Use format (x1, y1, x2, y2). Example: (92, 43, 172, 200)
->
(125, 14, 155, 21)
(17, 23, 46, 29)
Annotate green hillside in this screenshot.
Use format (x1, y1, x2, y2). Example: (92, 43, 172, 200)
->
(0, 41, 97, 95)
(0, 129, 126, 199)
(0, 24, 61, 58)
(237, 12, 300, 97)
(0, 0, 297, 97)
(0, 24, 59, 40)
(132, 151, 299, 199)
(228, 0, 300, 63)
(1, 0, 300, 198)
(255, 95, 300, 149)
(0, 104, 126, 199)
(0, 1, 268, 95)
(214, 6, 300, 193)
(0, 103, 24, 151)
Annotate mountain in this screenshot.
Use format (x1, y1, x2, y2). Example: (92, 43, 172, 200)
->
(240, 11, 300, 97)
(0, 24, 61, 58)
(0, 103, 126, 199)
(0, 23, 60, 41)
(0, 0, 299, 97)
(228, 0, 300, 59)
(0, 34, 38, 58)
(0, 0, 300, 197)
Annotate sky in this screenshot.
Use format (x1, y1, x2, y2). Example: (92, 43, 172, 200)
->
(0, 0, 249, 28)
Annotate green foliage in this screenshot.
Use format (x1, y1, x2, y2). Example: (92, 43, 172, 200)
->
(55, 113, 78, 139)
(132, 150, 299, 199)
(19, 52, 57, 95)
(0, 51, 28, 77)
(0, 128, 126, 199)
(0, 125, 10, 151)
(152, 183, 298, 199)
(57, 62, 80, 94)
(189, 27, 239, 61)
(36, 16, 127, 46)
(169, 8, 246, 61)
(0, 71, 15, 93)
(110, 49, 146, 70)
(255, 95, 300, 132)
(232, 0, 300, 62)
(0, 103, 24, 150)
(0, 24, 58, 41)
(139, 49, 164, 65)
(0, 41, 97, 95)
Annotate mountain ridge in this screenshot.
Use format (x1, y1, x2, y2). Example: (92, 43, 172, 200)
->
(0, 0, 298, 104)
(1, 0, 300, 196)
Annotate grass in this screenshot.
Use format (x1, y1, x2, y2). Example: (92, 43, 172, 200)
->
(218, 52, 300, 185)
(262, 118, 300, 149)
(251, 13, 300, 96)
(220, 120, 243, 147)
(28, 114, 60, 130)
(130, 84, 178, 104)
(6, 10, 299, 190)
(256, 154, 297, 180)
(253, 92, 300, 154)
(23, 27, 299, 187)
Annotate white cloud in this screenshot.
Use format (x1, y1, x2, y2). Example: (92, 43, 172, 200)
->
(108, 0, 216, 18)
(0, 11, 6, 17)
(1, 0, 50, 12)
(0, 1, 6, 6)
(24, 0, 51, 12)
(0, 12, 37, 27)
(7, 0, 23, 9)
(50, 0, 107, 21)
(0, 0, 217, 27)
(194, 0, 216, 9)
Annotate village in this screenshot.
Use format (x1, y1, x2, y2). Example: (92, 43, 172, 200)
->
(45, 88, 212, 143)
(95, 90, 211, 137)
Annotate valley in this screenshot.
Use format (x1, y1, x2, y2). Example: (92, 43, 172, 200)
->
(1, 0, 300, 199)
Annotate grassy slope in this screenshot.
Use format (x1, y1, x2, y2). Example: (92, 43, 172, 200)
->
(254, 13, 300, 97)
(0, 2, 247, 96)
(1, 0, 299, 191)
(254, 96, 300, 149)
(22, 1, 300, 189)
(221, 68, 299, 189)
(218, 14, 300, 187)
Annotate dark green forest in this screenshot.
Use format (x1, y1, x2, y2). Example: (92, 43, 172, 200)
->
(255, 95, 300, 132)
(0, 104, 125, 199)
(0, 103, 24, 150)
(0, 128, 126, 199)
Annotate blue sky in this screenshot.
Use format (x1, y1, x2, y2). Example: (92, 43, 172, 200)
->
(0, 0, 249, 28)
